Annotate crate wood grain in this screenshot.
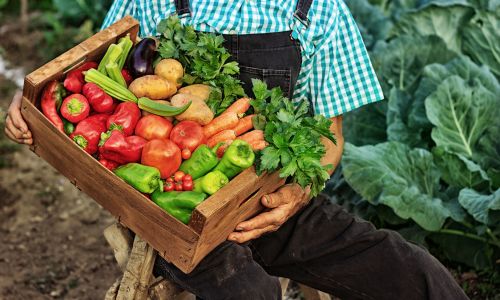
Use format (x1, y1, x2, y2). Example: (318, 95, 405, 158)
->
(21, 16, 284, 273)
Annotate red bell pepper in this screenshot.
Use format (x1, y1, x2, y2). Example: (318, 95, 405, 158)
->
(70, 114, 108, 154)
(64, 61, 98, 93)
(99, 157, 120, 171)
(60, 94, 90, 123)
(121, 69, 133, 86)
(107, 102, 141, 136)
(82, 83, 116, 113)
(99, 130, 147, 164)
(41, 80, 66, 132)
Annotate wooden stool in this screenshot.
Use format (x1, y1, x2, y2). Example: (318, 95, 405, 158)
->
(103, 223, 333, 300)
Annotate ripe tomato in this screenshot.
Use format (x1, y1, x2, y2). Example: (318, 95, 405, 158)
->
(164, 182, 174, 192)
(141, 139, 181, 178)
(135, 115, 173, 140)
(170, 121, 205, 152)
(175, 182, 184, 191)
(182, 174, 192, 182)
(166, 177, 174, 183)
(182, 180, 193, 191)
(181, 148, 192, 160)
(174, 171, 185, 182)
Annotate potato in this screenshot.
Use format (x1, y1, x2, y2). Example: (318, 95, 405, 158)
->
(155, 59, 184, 88)
(178, 84, 212, 102)
(129, 75, 177, 99)
(141, 100, 174, 121)
(170, 94, 214, 125)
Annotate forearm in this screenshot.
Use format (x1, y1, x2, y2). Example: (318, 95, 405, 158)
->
(321, 115, 344, 175)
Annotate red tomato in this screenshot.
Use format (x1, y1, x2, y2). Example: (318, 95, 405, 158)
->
(164, 182, 174, 192)
(141, 139, 181, 178)
(170, 121, 205, 152)
(135, 115, 173, 140)
(182, 180, 193, 191)
(175, 182, 184, 191)
(183, 174, 192, 182)
(181, 148, 192, 160)
(174, 171, 185, 182)
(166, 177, 174, 183)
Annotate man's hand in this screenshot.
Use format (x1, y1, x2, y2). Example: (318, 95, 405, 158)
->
(4, 90, 33, 145)
(228, 184, 311, 243)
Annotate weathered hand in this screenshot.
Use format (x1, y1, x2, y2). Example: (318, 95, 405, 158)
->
(228, 183, 311, 243)
(4, 90, 32, 145)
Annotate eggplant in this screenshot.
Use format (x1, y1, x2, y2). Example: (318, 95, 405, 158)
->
(127, 38, 157, 78)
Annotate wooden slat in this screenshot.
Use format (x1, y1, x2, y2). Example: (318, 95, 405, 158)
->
(104, 223, 134, 271)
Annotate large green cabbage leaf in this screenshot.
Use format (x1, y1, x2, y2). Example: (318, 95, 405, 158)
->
(342, 142, 450, 231)
(458, 188, 500, 225)
(462, 11, 500, 78)
(343, 102, 388, 146)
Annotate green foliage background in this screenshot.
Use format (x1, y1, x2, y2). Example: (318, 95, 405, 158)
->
(330, 0, 500, 276)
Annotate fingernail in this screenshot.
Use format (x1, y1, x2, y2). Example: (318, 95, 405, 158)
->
(263, 195, 270, 204)
(22, 134, 28, 138)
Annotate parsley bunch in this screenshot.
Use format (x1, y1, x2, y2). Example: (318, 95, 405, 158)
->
(157, 16, 245, 115)
(251, 79, 336, 196)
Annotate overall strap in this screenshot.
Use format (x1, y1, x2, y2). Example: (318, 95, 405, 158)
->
(294, 0, 313, 26)
(174, 0, 191, 17)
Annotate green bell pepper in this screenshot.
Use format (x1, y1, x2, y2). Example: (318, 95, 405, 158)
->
(114, 163, 163, 194)
(213, 139, 255, 179)
(179, 143, 222, 179)
(151, 190, 207, 224)
(193, 170, 228, 195)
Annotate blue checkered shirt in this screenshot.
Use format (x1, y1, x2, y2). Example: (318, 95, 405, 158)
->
(102, 0, 384, 117)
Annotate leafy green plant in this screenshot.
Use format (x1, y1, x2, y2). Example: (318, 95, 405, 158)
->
(338, 0, 500, 275)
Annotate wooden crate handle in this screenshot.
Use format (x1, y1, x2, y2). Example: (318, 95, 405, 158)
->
(23, 16, 139, 104)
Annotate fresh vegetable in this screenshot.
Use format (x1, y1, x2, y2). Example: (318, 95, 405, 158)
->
(213, 139, 255, 179)
(138, 97, 191, 117)
(135, 115, 173, 140)
(222, 97, 251, 116)
(179, 143, 221, 179)
(194, 170, 229, 195)
(175, 182, 183, 191)
(117, 35, 134, 70)
(141, 139, 182, 178)
(157, 16, 245, 115)
(64, 61, 99, 93)
(82, 83, 116, 113)
(164, 181, 174, 191)
(183, 180, 193, 191)
(202, 112, 239, 138)
(232, 114, 255, 135)
(151, 190, 207, 224)
(181, 148, 192, 160)
(178, 84, 211, 101)
(250, 140, 268, 151)
(237, 130, 264, 144)
(107, 102, 141, 136)
(99, 130, 147, 164)
(169, 120, 205, 152)
(60, 94, 90, 123)
(99, 157, 120, 171)
(170, 94, 214, 125)
(106, 61, 127, 87)
(70, 114, 108, 154)
(128, 37, 157, 78)
(114, 163, 163, 194)
(154, 58, 184, 88)
(174, 171, 185, 182)
(40, 80, 66, 132)
(129, 75, 177, 99)
(62, 118, 75, 135)
(121, 69, 133, 86)
(98, 35, 132, 78)
(206, 130, 236, 148)
(99, 44, 122, 75)
(250, 79, 335, 196)
(216, 141, 232, 158)
(85, 68, 138, 102)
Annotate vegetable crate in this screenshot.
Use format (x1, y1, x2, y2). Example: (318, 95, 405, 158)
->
(21, 16, 284, 273)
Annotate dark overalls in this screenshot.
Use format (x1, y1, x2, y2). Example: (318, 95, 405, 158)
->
(154, 1, 469, 299)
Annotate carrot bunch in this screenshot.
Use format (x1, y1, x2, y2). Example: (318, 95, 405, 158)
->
(202, 98, 268, 156)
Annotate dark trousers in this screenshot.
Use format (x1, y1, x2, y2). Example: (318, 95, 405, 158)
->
(154, 195, 469, 300)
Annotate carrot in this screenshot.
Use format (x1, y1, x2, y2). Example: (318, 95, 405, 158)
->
(222, 98, 251, 116)
(207, 130, 237, 148)
(203, 112, 239, 138)
(250, 140, 268, 151)
(232, 114, 255, 135)
(237, 130, 264, 144)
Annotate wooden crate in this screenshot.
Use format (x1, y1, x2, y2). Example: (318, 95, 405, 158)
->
(21, 16, 285, 273)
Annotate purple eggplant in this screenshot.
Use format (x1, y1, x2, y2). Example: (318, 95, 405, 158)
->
(128, 38, 157, 78)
